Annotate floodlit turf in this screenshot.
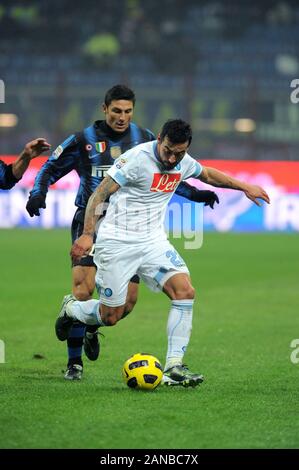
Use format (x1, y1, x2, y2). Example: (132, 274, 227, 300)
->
(0, 229, 298, 449)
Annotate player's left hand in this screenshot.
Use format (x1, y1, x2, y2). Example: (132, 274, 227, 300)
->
(192, 189, 219, 209)
(70, 234, 93, 262)
(244, 185, 270, 206)
(23, 138, 51, 159)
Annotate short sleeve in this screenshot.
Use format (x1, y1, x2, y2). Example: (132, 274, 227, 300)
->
(181, 154, 202, 180)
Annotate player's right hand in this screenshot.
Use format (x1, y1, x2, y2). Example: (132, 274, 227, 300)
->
(70, 234, 94, 262)
(26, 194, 46, 217)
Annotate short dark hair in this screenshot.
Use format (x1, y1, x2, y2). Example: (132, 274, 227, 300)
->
(160, 119, 192, 145)
(104, 85, 136, 106)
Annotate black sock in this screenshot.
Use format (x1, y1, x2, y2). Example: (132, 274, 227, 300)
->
(86, 325, 98, 334)
(67, 323, 85, 367)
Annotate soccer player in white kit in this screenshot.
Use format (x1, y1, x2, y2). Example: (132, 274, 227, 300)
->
(56, 119, 270, 387)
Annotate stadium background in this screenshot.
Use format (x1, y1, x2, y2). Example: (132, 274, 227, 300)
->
(1, 0, 299, 231)
(0, 0, 298, 451)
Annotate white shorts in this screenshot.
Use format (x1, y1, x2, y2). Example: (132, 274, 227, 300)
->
(94, 239, 189, 307)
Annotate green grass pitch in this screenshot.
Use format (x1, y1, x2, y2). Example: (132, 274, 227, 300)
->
(0, 229, 298, 449)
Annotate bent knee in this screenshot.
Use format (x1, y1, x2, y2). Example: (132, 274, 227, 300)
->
(102, 315, 118, 326)
(125, 283, 139, 315)
(174, 286, 195, 300)
(101, 307, 125, 326)
(125, 298, 137, 315)
(73, 283, 94, 301)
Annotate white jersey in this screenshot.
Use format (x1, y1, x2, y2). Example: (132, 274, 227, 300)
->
(96, 141, 202, 244)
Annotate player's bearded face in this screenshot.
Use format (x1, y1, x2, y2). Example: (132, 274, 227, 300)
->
(103, 100, 134, 133)
(158, 137, 189, 170)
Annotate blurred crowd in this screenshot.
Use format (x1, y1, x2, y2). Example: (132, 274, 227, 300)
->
(1, 0, 299, 159)
(1, 1, 298, 74)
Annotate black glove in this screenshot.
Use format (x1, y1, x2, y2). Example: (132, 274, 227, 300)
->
(190, 188, 219, 209)
(26, 193, 46, 217)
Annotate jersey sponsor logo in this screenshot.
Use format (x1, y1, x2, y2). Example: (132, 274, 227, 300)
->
(110, 146, 122, 159)
(95, 141, 106, 153)
(91, 165, 111, 178)
(150, 173, 181, 192)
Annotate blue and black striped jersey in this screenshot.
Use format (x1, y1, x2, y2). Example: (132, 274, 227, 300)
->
(30, 120, 155, 208)
(0, 160, 19, 190)
(29, 119, 199, 208)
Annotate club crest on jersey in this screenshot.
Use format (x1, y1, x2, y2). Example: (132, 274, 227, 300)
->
(110, 146, 122, 159)
(104, 288, 113, 297)
(95, 141, 106, 153)
(150, 173, 181, 192)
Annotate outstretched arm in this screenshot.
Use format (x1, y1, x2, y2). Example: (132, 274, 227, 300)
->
(70, 176, 120, 261)
(198, 166, 270, 206)
(12, 138, 51, 179)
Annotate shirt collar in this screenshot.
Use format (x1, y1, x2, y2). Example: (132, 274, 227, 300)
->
(153, 141, 162, 164)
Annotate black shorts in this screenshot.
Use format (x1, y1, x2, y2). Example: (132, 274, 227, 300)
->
(71, 208, 140, 284)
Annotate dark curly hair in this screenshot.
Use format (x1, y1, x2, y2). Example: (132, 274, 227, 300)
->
(160, 119, 192, 145)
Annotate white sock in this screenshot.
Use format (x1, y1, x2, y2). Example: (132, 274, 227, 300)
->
(67, 299, 106, 326)
(164, 299, 194, 371)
